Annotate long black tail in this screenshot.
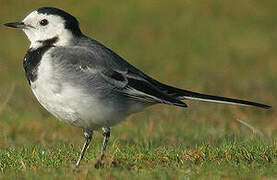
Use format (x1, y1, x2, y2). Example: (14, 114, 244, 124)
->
(175, 89, 271, 109)
(152, 81, 271, 109)
(131, 66, 271, 109)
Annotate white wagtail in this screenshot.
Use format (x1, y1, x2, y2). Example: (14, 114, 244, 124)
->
(4, 7, 271, 166)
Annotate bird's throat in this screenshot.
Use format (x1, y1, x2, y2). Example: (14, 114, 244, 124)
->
(37, 36, 59, 47)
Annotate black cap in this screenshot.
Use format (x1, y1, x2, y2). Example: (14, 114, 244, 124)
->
(37, 7, 82, 36)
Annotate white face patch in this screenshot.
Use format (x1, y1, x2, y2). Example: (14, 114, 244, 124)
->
(22, 10, 75, 48)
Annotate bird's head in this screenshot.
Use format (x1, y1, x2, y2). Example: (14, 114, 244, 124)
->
(4, 7, 82, 48)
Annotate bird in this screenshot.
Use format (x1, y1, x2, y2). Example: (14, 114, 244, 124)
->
(4, 7, 271, 166)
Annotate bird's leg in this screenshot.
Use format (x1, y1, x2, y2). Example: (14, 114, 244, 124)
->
(76, 129, 93, 167)
(100, 127, 110, 160)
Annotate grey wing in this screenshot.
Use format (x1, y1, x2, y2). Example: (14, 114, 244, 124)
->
(50, 46, 187, 107)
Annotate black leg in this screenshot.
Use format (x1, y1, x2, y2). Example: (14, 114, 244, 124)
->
(100, 127, 110, 160)
(76, 129, 93, 166)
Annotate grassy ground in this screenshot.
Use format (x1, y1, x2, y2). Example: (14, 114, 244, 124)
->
(0, 0, 276, 179)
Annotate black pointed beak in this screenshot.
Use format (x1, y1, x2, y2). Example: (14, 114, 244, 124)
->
(4, 22, 26, 28)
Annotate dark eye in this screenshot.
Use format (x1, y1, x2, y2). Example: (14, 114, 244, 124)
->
(40, 19, 48, 26)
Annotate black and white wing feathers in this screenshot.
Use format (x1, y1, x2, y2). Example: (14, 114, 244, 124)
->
(50, 46, 187, 107)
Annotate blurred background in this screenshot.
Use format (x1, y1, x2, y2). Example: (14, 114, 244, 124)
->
(0, 0, 276, 148)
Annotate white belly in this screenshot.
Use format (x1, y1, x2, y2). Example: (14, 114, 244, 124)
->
(30, 56, 135, 130)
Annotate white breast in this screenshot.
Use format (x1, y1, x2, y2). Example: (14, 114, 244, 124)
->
(30, 52, 133, 130)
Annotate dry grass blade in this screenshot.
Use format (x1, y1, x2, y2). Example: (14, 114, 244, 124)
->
(0, 83, 15, 114)
(236, 118, 265, 138)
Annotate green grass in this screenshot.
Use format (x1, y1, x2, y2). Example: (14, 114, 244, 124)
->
(0, 0, 276, 179)
(1, 136, 277, 179)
